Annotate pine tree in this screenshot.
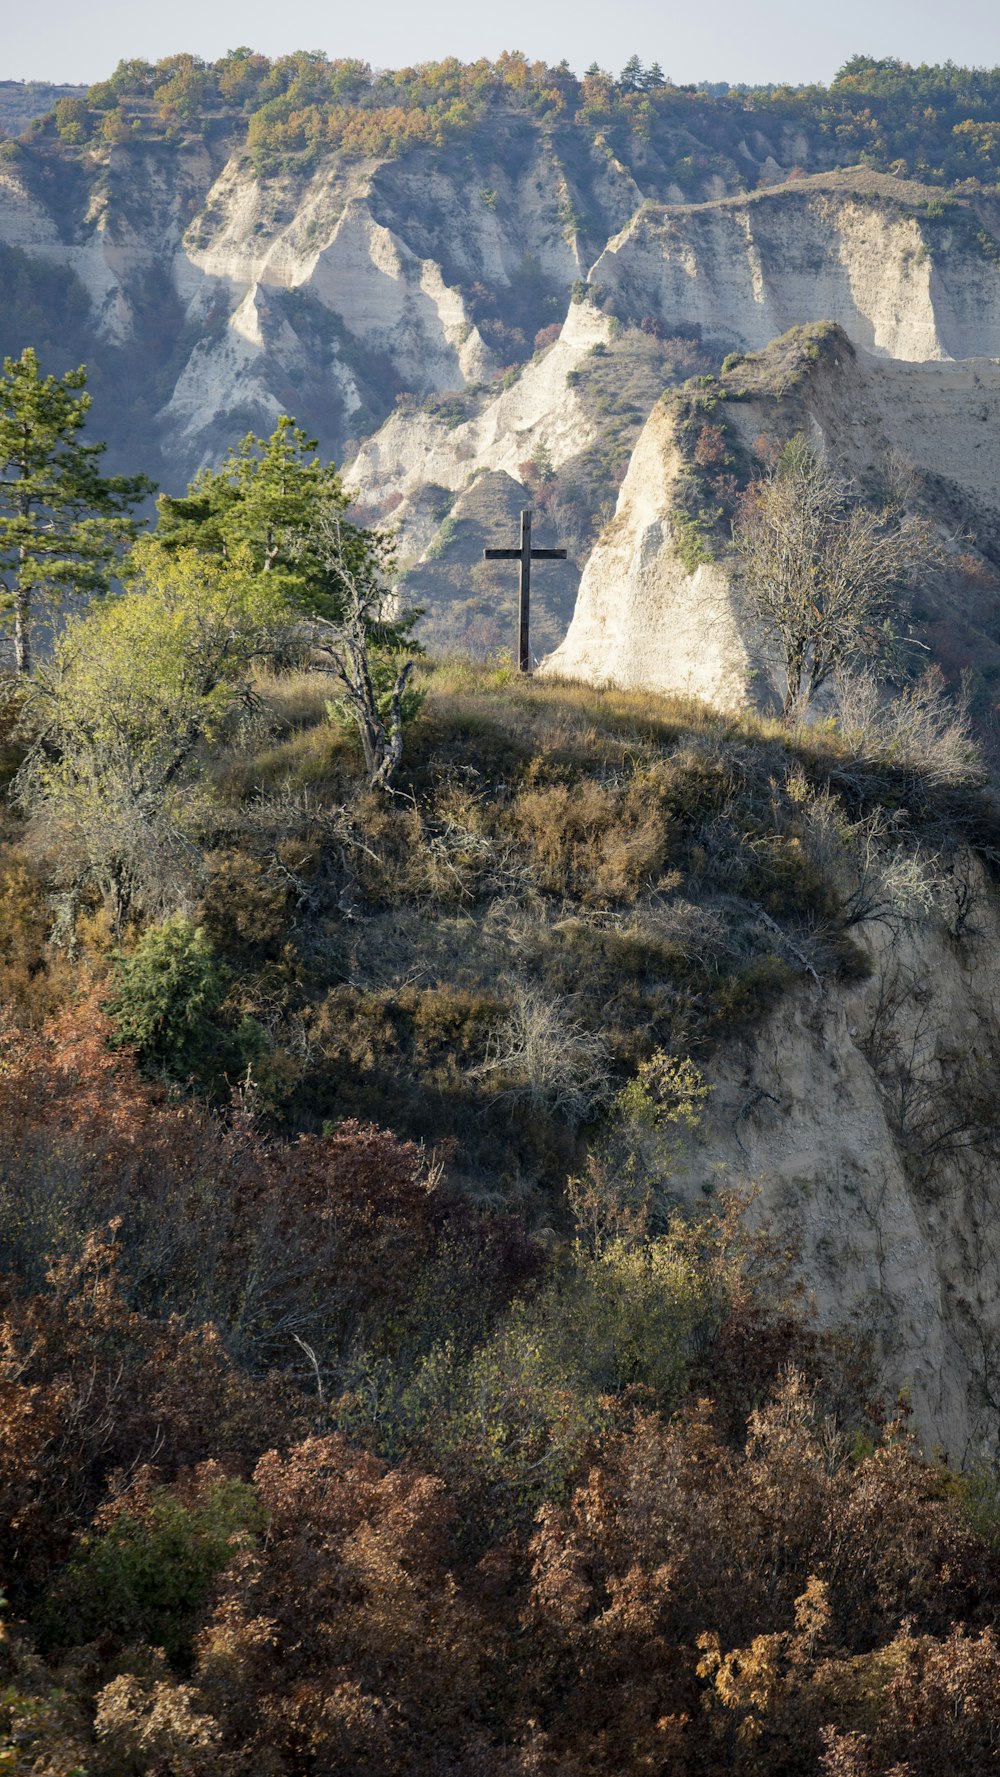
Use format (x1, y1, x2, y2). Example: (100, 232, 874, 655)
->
(155, 417, 422, 791)
(619, 55, 645, 92)
(0, 349, 151, 675)
(154, 414, 387, 625)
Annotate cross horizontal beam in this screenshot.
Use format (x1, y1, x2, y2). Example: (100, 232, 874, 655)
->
(484, 547, 568, 561)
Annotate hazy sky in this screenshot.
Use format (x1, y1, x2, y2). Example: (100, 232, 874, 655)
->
(7, 0, 1000, 88)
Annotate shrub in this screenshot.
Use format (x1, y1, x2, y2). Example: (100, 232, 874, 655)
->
(511, 775, 670, 903)
(534, 322, 562, 353)
(41, 1467, 264, 1664)
(474, 977, 613, 1128)
(0, 1226, 306, 1594)
(836, 664, 985, 788)
(106, 915, 262, 1091)
(524, 1234, 711, 1402)
(0, 848, 74, 1024)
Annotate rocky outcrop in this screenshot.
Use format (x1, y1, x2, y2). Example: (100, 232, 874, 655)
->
(685, 884, 1000, 1464)
(349, 298, 612, 502)
(543, 327, 1000, 706)
(539, 394, 760, 708)
(593, 175, 1000, 361)
(4, 135, 1000, 660)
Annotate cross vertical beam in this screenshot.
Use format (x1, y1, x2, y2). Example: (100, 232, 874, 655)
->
(517, 506, 531, 674)
(483, 507, 567, 673)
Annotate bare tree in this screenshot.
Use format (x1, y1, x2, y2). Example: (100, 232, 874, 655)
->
(733, 437, 940, 718)
(310, 509, 422, 793)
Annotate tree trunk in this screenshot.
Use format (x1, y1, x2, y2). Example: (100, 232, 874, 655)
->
(782, 643, 804, 720)
(13, 583, 30, 676)
(371, 661, 414, 793)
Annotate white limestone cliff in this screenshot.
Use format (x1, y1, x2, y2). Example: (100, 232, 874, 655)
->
(539, 395, 760, 708)
(592, 178, 1000, 361)
(542, 333, 1000, 706)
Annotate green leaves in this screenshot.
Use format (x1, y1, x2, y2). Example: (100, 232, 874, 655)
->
(107, 915, 263, 1092)
(0, 348, 152, 673)
(18, 544, 294, 927)
(41, 1474, 264, 1664)
(154, 415, 423, 791)
(154, 414, 389, 625)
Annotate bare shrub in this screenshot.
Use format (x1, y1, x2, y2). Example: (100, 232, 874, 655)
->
(837, 664, 985, 789)
(733, 436, 942, 717)
(473, 977, 613, 1127)
(797, 782, 938, 929)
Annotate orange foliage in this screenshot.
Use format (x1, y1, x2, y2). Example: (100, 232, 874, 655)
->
(2, 1008, 1000, 1774)
(191, 1436, 488, 1773)
(515, 1375, 1000, 1773)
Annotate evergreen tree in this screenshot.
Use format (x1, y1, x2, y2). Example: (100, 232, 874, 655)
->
(154, 414, 391, 626)
(0, 348, 151, 676)
(619, 55, 645, 91)
(154, 417, 423, 790)
(107, 914, 261, 1091)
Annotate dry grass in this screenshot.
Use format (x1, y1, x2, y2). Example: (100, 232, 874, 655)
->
(103, 655, 996, 1204)
(255, 668, 332, 729)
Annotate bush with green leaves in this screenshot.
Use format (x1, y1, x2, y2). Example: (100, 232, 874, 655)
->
(338, 1218, 717, 1542)
(41, 1473, 264, 1664)
(106, 914, 262, 1091)
(17, 542, 293, 927)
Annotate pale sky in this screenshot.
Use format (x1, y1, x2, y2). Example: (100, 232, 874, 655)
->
(7, 0, 1000, 88)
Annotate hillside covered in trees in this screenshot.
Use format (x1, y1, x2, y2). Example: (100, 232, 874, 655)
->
(3, 334, 1000, 1772)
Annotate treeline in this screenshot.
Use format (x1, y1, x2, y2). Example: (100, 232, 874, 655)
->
(10, 48, 1000, 187)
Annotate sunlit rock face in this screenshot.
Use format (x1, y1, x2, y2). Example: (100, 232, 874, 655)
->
(591, 184, 1000, 363)
(4, 136, 1000, 659)
(542, 329, 1000, 706)
(672, 885, 1000, 1468)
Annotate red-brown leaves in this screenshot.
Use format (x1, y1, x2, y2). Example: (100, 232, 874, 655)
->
(193, 1436, 488, 1774)
(0, 1231, 307, 1590)
(5, 1008, 1000, 1775)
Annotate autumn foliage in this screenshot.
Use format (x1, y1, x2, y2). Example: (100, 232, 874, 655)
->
(0, 995, 997, 1775)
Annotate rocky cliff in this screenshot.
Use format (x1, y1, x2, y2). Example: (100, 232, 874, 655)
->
(542, 321, 1000, 708)
(592, 176, 1000, 362)
(679, 860, 1000, 1465)
(4, 89, 1000, 656)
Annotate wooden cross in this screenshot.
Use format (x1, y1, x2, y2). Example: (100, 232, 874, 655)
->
(483, 507, 567, 673)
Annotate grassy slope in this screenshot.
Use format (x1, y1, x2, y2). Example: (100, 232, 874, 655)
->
(168, 661, 993, 1213)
